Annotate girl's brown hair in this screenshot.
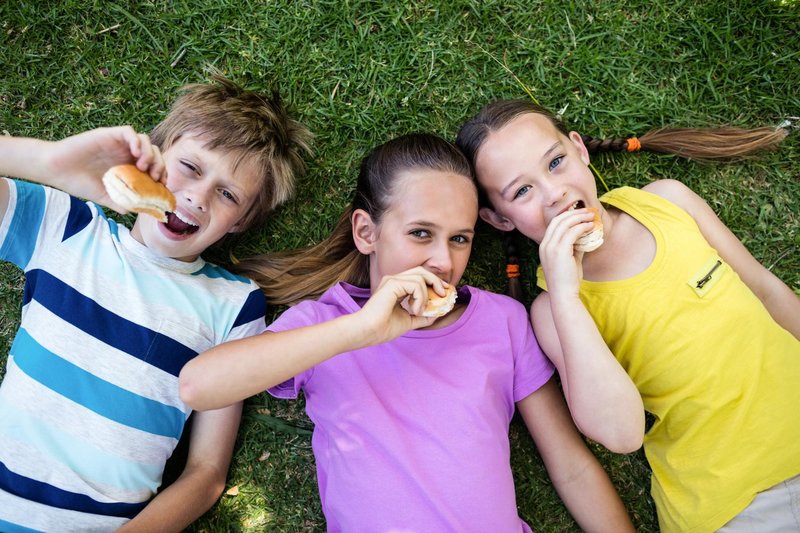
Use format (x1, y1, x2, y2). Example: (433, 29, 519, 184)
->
(456, 99, 787, 184)
(455, 98, 788, 303)
(233, 133, 474, 306)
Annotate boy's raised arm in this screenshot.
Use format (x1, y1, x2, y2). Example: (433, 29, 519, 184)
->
(0, 127, 165, 213)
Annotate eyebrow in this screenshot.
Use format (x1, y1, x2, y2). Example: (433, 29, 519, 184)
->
(407, 220, 475, 234)
(499, 141, 563, 197)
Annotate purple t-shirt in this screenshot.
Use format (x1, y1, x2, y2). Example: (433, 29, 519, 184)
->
(268, 283, 554, 532)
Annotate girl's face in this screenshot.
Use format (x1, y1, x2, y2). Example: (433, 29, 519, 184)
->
(474, 112, 597, 244)
(357, 168, 478, 291)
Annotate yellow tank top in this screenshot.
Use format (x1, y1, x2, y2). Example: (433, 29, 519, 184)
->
(537, 187, 800, 532)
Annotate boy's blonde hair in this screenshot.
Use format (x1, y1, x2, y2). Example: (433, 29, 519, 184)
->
(150, 75, 312, 234)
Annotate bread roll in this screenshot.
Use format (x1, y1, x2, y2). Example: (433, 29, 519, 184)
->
(102, 164, 176, 222)
(574, 207, 604, 253)
(421, 285, 457, 318)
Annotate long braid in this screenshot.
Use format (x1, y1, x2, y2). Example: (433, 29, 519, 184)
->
(583, 126, 787, 161)
(503, 232, 525, 304)
(580, 134, 629, 154)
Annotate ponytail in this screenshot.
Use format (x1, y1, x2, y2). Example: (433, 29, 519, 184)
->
(582, 126, 788, 161)
(503, 232, 525, 304)
(234, 133, 474, 306)
(232, 210, 369, 306)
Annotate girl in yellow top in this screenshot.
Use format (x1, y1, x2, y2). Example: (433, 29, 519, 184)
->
(456, 99, 800, 533)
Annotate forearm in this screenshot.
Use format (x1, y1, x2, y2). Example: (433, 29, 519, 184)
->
(0, 137, 65, 187)
(519, 381, 634, 532)
(180, 312, 375, 410)
(547, 295, 644, 452)
(550, 455, 635, 533)
(115, 464, 224, 533)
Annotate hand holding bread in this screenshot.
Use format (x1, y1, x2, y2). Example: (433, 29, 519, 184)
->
(573, 207, 604, 252)
(102, 164, 176, 222)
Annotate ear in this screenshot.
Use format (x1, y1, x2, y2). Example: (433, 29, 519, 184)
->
(479, 207, 516, 232)
(351, 208, 378, 254)
(568, 131, 591, 165)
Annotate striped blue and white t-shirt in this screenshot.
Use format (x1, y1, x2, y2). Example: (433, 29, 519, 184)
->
(0, 178, 267, 532)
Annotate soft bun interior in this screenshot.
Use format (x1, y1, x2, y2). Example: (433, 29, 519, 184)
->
(421, 285, 457, 318)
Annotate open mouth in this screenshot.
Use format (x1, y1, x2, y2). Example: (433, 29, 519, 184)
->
(569, 200, 586, 211)
(163, 212, 199, 235)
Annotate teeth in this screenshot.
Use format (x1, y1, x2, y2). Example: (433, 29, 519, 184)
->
(175, 211, 199, 227)
(569, 201, 579, 211)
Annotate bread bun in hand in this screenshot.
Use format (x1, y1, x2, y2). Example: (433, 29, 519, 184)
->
(574, 207, 604, 253)
(102, 164, 176, 222)
(421, 285, 457, 318)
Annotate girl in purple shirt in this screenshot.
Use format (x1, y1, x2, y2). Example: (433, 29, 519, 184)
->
(180, 133, 633, 532)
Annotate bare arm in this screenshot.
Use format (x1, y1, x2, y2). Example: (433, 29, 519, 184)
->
(533, 209, 644, 452)
(180, 267, 446, 410)
(0, 127, 165, 215)
(645, 179, 800, 339)
(518, 378, 635, 532)
(115, 403, 242, 532)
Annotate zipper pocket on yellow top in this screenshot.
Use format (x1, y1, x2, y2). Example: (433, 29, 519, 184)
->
(688, 256, 727, 297)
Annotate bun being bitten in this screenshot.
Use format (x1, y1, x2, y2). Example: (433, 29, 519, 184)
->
(102, 164, 176, 222)
(574, 207, 604, 253)
(421, 285, 457, 318)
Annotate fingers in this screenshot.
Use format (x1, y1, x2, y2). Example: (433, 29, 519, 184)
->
(117, 126, 166, 182)
(541, 209, 595, 252)
(375, 267, 450, 317)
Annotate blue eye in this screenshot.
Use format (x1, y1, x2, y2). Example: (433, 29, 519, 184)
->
(221, 189, 236, 202)
(410, 229, 431, 238)
(451, 235, 470, 244)
(514, 185, 531, 199)
(549, 156, 563, 171)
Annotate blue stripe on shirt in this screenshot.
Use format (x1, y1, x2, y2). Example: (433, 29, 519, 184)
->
(192, 262, 250, 283)
(11, 328, 185, 439)
(61, 196, 94, 242)
(0, 396, 165, 493)
(22, 269, 197, 377)
(0, 461, 145, 519)
(232, 289, 267, 328)
(0, 181, 45, 268)
(0, 518, 47, 533)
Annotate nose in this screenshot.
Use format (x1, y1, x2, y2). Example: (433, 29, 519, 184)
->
(425, 240, 453, 277)
(184, 183, 210, 212)
(541, 176, 566, 207)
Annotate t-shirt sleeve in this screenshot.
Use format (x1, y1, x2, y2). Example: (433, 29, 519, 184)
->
(0, 178, 96, 271)
(264, 300, 321, 399)
(0, 178, 48, 269)
(511, 304, 555, 402)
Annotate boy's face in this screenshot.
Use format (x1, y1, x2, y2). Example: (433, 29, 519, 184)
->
(474, 112, 597, 244)
(363, 169, 477, 292)
(131, 134, 262, 262)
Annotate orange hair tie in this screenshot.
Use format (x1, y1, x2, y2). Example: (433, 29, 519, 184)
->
(506, 264, 520, 278)
(626, 137, 642, 152)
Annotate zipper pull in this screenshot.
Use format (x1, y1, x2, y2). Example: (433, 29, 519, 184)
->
(696, 260, 722, 289)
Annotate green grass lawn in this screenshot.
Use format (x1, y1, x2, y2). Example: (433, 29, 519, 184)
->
(1, 1, 798, 531)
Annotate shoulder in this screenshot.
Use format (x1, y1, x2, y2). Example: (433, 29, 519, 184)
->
(466, 286, 528, 320)
(269, 285, 346, 332)
(641, 179, 707, 218)
(530, 292, 556, 337)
